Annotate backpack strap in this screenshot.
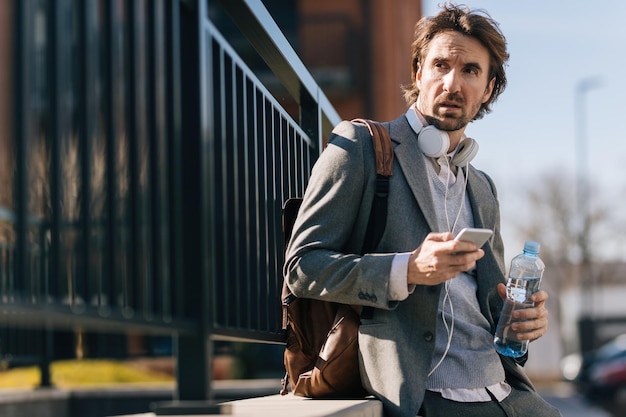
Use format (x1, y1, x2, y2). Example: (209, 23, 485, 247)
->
(352, 119, 393, 177)
(351, 119, 393, 320)
(351, 119, 393, 255)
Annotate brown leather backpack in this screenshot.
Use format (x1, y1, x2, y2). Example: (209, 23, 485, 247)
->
(280, 119, 393, 398)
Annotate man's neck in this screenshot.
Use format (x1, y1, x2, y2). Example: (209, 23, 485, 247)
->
(446, 131, 465, 152)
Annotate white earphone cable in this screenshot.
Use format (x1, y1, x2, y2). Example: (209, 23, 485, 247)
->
(428, 160, 470, 377)
(428, 279, 454, 376)
(443, 156, 470, 234)
(449, 161, 470, 234)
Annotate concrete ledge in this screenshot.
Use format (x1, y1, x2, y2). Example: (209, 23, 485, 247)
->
(0, 388, 71, 417)
(0, 387, 72, 404)
(225, 394, 383, 417)
(0, 381, 383, 417)
(117, 394, 383, 417)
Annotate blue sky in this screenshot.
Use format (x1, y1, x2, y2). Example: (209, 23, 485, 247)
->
(423, 1, 626, 260)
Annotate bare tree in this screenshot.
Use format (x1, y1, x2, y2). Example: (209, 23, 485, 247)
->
(513, 170, 617, 264)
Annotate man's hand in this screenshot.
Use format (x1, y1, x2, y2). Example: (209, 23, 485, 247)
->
(497, 283, 549, 342)
(407, 232, 485, 286)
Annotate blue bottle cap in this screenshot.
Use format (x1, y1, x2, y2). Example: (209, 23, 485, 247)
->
(524, 240, 540, 254)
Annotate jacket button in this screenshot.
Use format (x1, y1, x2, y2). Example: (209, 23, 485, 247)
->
(423, 331, 434, 342)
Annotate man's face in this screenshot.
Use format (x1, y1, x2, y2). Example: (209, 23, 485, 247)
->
(415, 31, 495, 133)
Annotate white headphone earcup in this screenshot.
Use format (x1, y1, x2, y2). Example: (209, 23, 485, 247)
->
(451, 137, 479, 167)
(418, 126, 449, 158)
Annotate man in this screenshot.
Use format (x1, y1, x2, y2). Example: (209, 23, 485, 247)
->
(284, 4, 561, 417)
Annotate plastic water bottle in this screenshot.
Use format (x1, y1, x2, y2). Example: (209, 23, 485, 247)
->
(494, 240, 545, 358)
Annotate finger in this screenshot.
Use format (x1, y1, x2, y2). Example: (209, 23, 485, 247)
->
(449, 249, 484, 265)
(530, 290, 549, 303)
(425, 231, 455, 243)
(496, 283, 506, 300)
(449, 239, 478, 254)
(513, 318, 548, 341)
(516, 326, 546, 341)
(513, 304, 548, 320)
(512, 315, 548, 331)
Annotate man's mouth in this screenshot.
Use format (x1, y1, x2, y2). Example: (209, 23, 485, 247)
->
(437, 93, 464, 111)
(438, 100, 462, 110)
(437, 103, 462, 116)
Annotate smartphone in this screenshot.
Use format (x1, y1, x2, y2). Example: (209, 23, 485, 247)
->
(454, 227, 493, 249)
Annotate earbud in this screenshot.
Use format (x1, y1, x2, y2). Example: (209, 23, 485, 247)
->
(405, 107, 478, 166)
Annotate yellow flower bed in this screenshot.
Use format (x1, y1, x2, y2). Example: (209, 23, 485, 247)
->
(0, 359, 174, 389)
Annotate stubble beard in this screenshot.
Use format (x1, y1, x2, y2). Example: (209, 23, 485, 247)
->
(421, 93, 481, 132)
(425, 114, 468, 132)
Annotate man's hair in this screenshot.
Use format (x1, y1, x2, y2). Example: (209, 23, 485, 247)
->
(402, 3, 509, 120)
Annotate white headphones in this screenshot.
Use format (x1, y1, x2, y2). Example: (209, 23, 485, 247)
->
(405, 106, 479, 167)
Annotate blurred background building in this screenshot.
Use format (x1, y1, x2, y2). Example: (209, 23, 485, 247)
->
(212, 0, 422, 122)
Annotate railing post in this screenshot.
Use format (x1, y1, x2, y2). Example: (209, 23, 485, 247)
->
(40, 328, 53, 387)
(152, 0, 221, 414)
(11, 0, 27, 309)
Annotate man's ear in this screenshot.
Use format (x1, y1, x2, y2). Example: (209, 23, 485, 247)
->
(415, 64, 422, 86)
(482, 77, 495, 103)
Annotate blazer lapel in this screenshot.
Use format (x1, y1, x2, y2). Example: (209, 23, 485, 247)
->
(388, 115, 440, 232)
(466, 167, 497, 230)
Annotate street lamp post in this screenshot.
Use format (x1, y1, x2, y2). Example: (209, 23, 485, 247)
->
(574, 76, 602, 353)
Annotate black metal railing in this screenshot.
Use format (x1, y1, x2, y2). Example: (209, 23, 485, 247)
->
(1, 0, 339, 405)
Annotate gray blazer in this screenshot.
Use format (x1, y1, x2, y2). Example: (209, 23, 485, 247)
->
(284, 114, 534, 417)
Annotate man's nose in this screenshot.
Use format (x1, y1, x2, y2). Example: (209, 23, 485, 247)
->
(442, 70, 461, 93)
